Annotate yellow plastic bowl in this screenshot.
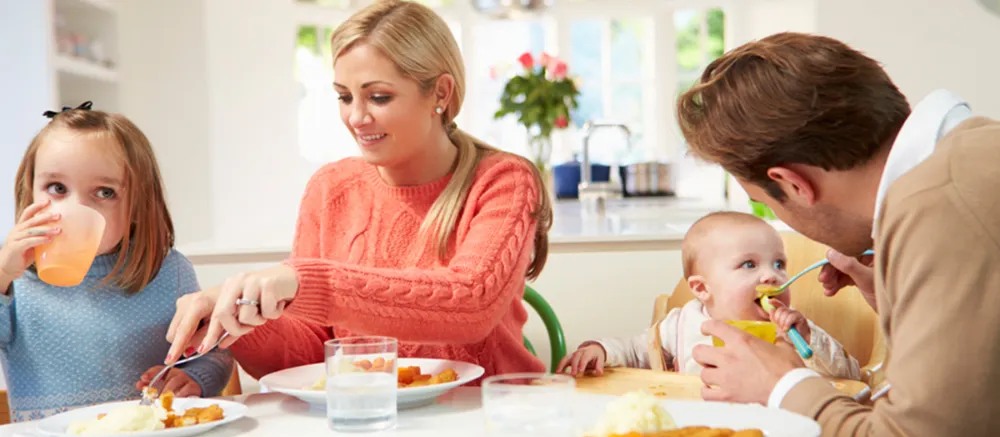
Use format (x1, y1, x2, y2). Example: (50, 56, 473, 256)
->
(712, 320, 778, 347)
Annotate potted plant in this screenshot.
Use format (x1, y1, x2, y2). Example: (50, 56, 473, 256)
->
(493, 52, 581, 174)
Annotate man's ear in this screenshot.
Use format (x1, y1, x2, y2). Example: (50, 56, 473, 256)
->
(767, 166, 817, 206)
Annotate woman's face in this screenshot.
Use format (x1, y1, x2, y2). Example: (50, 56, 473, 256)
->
(333, 43, 442, 168)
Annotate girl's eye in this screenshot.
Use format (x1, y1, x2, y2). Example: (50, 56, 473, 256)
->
(337, 94, 353, 104)
(741, 261, 756, 269)
(46, 183, 67, 195)
(96, 188, 116, 200)
(371, 95, 392, 104)
(774, 260, 786, 270)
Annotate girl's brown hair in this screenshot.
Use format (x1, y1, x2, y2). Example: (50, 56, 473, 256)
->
(14, 108, 175, 294)
(330, 0, 552, 279)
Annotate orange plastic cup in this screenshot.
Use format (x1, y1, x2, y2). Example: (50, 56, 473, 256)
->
(33, 202, 106, 287)
(712, 320, 778, 347)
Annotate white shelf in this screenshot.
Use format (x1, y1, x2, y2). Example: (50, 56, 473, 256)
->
(55, 55, 119, 83)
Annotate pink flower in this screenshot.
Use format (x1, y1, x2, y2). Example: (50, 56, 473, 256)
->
(554, 115, 569, 128)
(551, 61, 568, 79)
(489, 65, 498, 80)
(539, 52, 553, 69)
(517, 52, 534, 70)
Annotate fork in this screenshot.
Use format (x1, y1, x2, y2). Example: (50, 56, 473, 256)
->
(140, 332, 230, 406)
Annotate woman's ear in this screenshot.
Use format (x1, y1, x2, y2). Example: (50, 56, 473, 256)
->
(688, 275, 711, 305)
(433, 74, 456, 113)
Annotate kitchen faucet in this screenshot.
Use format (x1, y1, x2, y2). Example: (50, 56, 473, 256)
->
(578, 121, 629, 214)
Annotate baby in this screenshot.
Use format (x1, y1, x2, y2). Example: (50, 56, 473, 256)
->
(558, 211, 861, 380)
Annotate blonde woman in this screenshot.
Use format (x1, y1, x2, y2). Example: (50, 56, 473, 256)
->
(165, 0, 552, 381)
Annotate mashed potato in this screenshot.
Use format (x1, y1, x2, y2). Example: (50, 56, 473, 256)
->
(66, 403, 169, 435)
(589, 391, 677, 436)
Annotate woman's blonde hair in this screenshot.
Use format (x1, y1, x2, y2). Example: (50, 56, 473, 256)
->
(330, 0, 552, 279)
(15, 108, 175, 294)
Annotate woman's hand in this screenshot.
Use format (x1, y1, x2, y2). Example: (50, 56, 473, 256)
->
(165, 265, 299, 363)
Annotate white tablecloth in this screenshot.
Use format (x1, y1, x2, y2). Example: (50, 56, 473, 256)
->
(0, 387, 567, 436)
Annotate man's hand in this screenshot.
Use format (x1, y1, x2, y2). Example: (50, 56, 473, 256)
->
(692, 319, 806, 405)
(818, 249, 877, 310)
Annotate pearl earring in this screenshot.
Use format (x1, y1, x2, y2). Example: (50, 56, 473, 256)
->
(435, 107, 443, 115)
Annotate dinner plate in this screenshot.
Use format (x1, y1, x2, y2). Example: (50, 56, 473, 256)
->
(259, 358, 485, 409)
(574, 394, 820, 437)
(34, 398, 248, 437)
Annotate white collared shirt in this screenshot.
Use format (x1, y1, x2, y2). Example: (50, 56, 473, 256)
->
(767, 89, 973, 409)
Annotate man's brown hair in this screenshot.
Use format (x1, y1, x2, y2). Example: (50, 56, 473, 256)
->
(676, 32, 911, 200)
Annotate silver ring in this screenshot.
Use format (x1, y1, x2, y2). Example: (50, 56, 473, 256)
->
(235, 298, 260, 307)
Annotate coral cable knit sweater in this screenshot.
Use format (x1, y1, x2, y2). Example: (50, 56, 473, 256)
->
(230, 153, 546, 381)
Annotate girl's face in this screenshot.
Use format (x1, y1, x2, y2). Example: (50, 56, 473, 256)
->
(32, 128, 128, 255)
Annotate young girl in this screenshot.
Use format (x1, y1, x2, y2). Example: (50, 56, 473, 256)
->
(0, 103, 232, 421)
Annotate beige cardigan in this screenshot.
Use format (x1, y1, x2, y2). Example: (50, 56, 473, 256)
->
(781, 117, 1000, 436)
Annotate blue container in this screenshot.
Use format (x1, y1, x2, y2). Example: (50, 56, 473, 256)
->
(552, 161, 611, 199)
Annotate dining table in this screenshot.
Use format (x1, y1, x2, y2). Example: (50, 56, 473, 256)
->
(0, 369, 868, 436)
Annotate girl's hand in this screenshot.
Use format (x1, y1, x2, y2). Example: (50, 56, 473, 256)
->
(767, 299, 811, 343)
(0, 200, 61, 283)
(136, 365, 201, 398)
(556, 343, 607, 376)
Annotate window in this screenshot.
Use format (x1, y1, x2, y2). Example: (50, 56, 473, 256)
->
(469, 21, 547, 162)
(568, 18, 653, 165)
(675, 8, 725, 94)
(672, 7, 728, 201)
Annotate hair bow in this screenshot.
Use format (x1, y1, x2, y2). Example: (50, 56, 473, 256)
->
(43, 101, 94, 119)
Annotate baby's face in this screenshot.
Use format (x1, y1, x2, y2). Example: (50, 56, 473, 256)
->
(697, 224, 790, 321)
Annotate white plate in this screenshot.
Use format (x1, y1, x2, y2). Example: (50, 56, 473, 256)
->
(575, 395, 820, 437)
(259, 358, 485, 409)
(34, 398, 248, 437)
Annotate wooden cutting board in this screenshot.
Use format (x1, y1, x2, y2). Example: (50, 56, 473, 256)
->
(573, 368, 870, 400)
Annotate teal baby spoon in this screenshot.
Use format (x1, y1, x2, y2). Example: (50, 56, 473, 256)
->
(760, 296, 813, 359)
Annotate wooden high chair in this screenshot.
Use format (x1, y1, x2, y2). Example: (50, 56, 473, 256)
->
(647, 232, 887, 401)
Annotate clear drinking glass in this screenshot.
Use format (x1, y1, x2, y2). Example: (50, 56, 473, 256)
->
(482, 373, 576, 437)
(325, 336, 398, 433)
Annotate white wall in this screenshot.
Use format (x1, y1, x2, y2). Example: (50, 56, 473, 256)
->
(816, 0, 1000, 118)
(0, 0, 55, 241)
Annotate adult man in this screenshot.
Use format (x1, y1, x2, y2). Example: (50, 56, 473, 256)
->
(676, 32, 1000, 436)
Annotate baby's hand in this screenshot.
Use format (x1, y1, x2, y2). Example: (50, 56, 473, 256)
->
(556, 343, 607, 376)
(767, 300, 811, 343)
(137, 365, 202, 398)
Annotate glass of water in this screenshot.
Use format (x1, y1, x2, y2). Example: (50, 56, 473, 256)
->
(482, 373, 576, 437)
(325, 336, 398, 433)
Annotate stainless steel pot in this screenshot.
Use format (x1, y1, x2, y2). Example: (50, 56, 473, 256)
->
(622, 162, 674, 196)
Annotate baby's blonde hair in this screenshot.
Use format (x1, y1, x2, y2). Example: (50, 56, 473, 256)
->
(329, 0, 552, 279)
(15, 108, 174, 295)
(681, 211, 773, 277)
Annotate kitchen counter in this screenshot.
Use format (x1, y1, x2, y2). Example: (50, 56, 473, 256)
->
(178, 197, 742, 260)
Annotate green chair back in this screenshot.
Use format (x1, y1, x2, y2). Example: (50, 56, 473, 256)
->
(522, 285, 567, 373)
